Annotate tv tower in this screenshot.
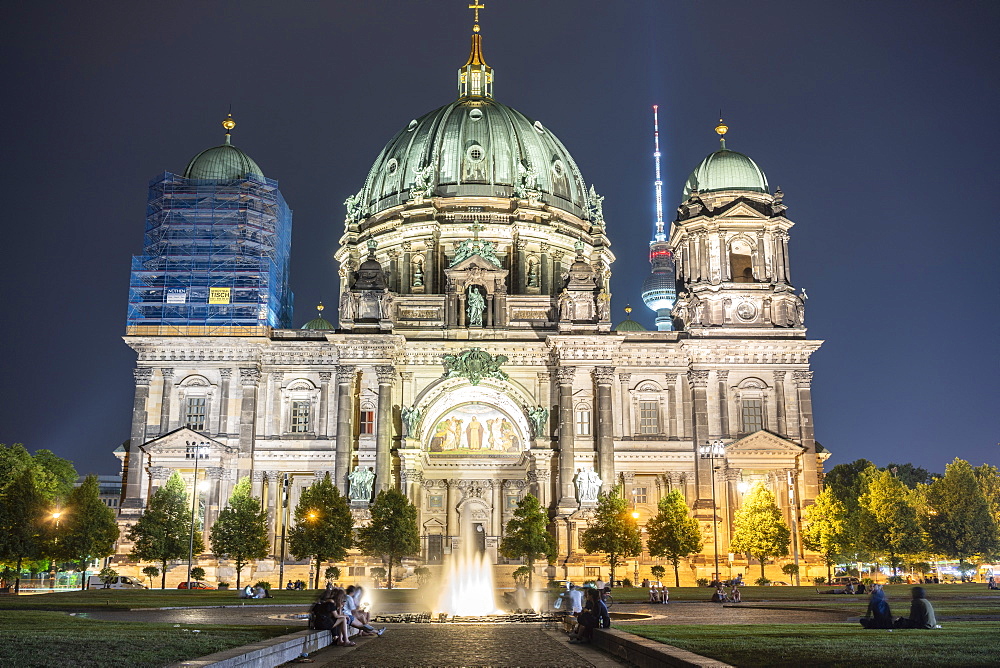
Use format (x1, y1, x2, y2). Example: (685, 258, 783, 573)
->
(641, 105, 677, 330)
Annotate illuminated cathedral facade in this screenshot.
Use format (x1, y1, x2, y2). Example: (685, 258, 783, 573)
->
(116, 18, 826, 585)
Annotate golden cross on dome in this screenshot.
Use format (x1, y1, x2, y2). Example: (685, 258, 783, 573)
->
(468, 1, 485, 32)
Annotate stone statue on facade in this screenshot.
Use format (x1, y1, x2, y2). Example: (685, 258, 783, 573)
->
(412, 164, 435, 198)
(513, 162, 539, 198)
(526, 406, 549, 439)
(575, 467, 602, 503)
(339, 290, 356, 321)
(344, 190, 364, 222)
(348, 466, 375, 503)
(558, 289, 574, 321)
(379, 291, 394, 320)
(412, 262, 424, 287)
(596, 289, 611, 321)
(466, 286, 486, 326)
(587, 185, 605, 223)
(442, 348, 509, 386)
(401, 406, 421, 438)
(450, 239, 502, 268)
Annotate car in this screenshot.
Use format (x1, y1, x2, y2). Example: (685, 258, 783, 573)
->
(87, 575, 146, 590)
(831, 576, 860, 586)
(177, 581, 215, 590)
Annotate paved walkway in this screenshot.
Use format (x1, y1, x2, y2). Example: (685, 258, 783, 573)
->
(290, 625, 626, 668)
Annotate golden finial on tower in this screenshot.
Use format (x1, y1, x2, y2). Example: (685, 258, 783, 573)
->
(715, 115, 728, 149)
(222, 113, 236, 132)
(625, 305, 633, 315)
(316, 302, 325, 315)
(469, 1, 485, 32)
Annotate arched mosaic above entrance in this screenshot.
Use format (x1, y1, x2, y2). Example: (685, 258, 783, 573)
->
(426, 402, 522, 456)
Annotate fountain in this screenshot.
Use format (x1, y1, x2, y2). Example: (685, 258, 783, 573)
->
(436, 525, 501, 616)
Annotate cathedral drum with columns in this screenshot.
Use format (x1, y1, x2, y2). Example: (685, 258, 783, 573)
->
(116, 21, 827, 585)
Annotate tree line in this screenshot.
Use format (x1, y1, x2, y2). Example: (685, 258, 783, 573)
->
(802, 457, 999, 580)
(0, 444, 119, 593)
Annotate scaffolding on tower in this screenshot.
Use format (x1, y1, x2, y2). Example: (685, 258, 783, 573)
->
(126, 172, 293, 336)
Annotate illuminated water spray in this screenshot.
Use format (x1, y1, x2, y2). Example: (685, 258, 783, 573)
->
(436, 522, 500, 616)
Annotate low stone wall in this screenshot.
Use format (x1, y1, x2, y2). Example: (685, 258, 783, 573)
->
(167, 629, 332, 668)
(592, 628, 733, 668)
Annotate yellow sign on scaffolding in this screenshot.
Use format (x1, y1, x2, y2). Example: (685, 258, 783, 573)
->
(208, 287, 231, 304)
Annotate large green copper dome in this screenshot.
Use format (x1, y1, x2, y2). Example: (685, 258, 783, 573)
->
(682, 148, 768, 201)
(354, 97, 591, 219)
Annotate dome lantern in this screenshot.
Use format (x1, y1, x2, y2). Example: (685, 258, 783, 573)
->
(681, 120, 768, 201)
(458, 3, 493, 99)
(183, 113, 264, 181)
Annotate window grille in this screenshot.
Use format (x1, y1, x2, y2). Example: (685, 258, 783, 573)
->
(741, 399, 764, 433)
(185, 397, 206, 431)
(290, 400, 311, 433)
(639, 401, 659, 434)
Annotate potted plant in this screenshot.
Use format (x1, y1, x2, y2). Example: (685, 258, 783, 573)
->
(217, 582, 230, 590)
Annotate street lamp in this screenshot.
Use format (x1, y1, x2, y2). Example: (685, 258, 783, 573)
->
(186, 440, 209, 588)
(50, 511, 62, 589)
(278, 473, 290, 589)
(699, 439, 726, 584)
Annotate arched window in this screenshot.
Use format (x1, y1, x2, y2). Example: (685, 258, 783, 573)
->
(284, 380, 318, 435)
(632, 382, 663, 436)
(575, 402, 592, 436)
(359, 400, 376, 435)
(735, 378, 769, 435)
(729, 237, 755, 283)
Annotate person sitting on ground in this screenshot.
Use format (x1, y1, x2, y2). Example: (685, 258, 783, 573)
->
(729, 585, 741, 603)
(286, 581, 296, 590)
(711, 584, 726, 603)
(253, 585, 269, 599)
(895, 586, 939, 629)
(857, 582, 866, 595)
(241, 584, 254, 599)
(844, 582, 856, 595)
(648, 586, 659, 603)
(660, 586, 669, 604)
(860, 584, 893, 629)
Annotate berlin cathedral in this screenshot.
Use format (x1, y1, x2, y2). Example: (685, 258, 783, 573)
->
(116, 11, 826, 585)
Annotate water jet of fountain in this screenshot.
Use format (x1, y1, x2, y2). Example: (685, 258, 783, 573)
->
(436, 522, 501, 616)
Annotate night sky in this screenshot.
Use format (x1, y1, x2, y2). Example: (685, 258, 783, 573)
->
(2, 1, 997, 477)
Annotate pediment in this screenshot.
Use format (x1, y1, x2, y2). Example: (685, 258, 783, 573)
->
(717, 200, 769, 220)
(726, 430, 805, 456)
(140, 427, 234, 455)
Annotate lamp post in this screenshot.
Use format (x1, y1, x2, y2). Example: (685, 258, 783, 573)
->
(278, 473, 290, 590)
(50, 511, 62, 590)
(787, 466, 801, 586)
(736, 480, 750, 578)
(186, 440, 209, 588)
(699, 439, 726, 583)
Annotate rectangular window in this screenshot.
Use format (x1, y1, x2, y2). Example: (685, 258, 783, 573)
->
(360, 410, 375, 435)
(427, 535, 444, 564)
(184, 444, 209, 459)
(633, 487, 648, 504)
(185, 397, 206, 431)
(348, 566, 365, 577)
(585, 567, 600, 577)
(290, 400, 311, 433)
(741, 399, 764, 433)
(638, 401, 659, 434)
(575, 410, 591, 436)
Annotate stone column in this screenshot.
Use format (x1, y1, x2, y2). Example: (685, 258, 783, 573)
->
(204, 466, 224, 541)
(550, 250, 564, 295)
(539, 244, 549, 294)
(217, 368, 232, 435)
(318, 372, 332, 438)
(716, 370, 730, 438)
(334, 365, 356, 495)
(266, 471, 279, 550)
(251, 468, 265, 499)
(148, 466, 171, 499)
(719, 231, 730, 282)
(665, 373, 679, 439)
(268, 372, 283, 438)
(158, 368, 174, 434)
(375, 365, 396, 493)
(537, 371, 552, 435)
(237, 368, 261, 461)
(556, 366, 577, 508)
(593, 366, 616, 493)
(618, 373, 631, 438)
(492, 480, 503, 537)
(446, 479, 459, 543)
(688, 370, 713, 510)
(122, 367, 153, 509)
(793, 371, 818, 504)
(781, 232, 792, 283)
(486, 294, 494, 327)
(773, 371, 787, 436)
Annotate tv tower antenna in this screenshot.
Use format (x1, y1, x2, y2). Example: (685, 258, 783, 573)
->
(653, 105, 666, 242)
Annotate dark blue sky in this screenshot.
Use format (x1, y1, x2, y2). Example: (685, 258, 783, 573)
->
(1, 1, 997, 476)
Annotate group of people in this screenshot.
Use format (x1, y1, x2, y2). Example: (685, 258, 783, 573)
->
(239, 584, 272, 599)
(647, 585, 669, 604)
(710, 584, 741, 603)
(558, 584, 611, 644)
(860, 585, 940, 630)
(310, 585, 386, 646)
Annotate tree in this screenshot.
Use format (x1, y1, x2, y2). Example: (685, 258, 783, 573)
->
(924, 458, 999, 574)
(650, 564, 666, 583)
(127, 472, 202, 589)
(141, 565, 159, 587)
(645, 490, 703, 587)
(973, 464, 1000, 553)
(287, 474, 353, 589)
(53, 475, 119, 590)
(356, 489, 419, 590)
(730, 482, 790, 580)
(802, 487, 850, 582)
(858, 468, 925, 574)
(499, 494, 555, 589)
(324, 565, 341, 584)
(209, 477, 269, 589)
(579, 487, 642, 585)
(190, 566, 206, 583)
(883, 463, 936, 489)
(0, 466, 48, 593)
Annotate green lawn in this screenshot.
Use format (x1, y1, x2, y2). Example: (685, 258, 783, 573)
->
(605, 583, 1000, 604)
(620, 623, 1000, 667)
(0, 611, 300, 668)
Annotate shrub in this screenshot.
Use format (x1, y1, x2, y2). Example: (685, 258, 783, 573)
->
(512, 566, 531, 586)
(324, 566, 341, 583)
(813, 576, 827, 585)
(755, 577, 771, 586)
(98, 567, 118, 585)
(887, 575, 904, 584)
(622, 578, 633, 587)
(696, 578, 710, 587)
(254, 580, 272, 590)
(141, 565, 160, 582)
(781, 563, 799, 576)
(190, 567, 206, 582)
(861, 577, 874, 586)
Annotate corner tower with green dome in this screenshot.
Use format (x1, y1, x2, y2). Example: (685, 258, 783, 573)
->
(127, 115, 293, 334)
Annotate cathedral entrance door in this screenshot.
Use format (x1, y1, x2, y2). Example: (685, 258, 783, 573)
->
(472, 522, 486, 554)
